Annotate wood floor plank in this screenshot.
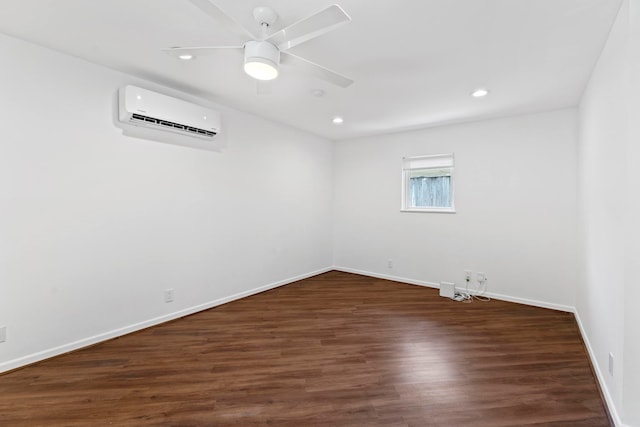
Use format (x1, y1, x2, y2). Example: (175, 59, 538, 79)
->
(0, 271, 610, 426)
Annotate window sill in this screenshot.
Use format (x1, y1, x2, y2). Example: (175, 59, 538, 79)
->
(401, 208, 456, 214)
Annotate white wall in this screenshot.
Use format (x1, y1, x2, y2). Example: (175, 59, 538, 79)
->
(0, 33, 334, 371)
(578, 0, 640, 424)
(333, 109, 578, 310)
(577, 0, 628, 421)
(624, 2, 640, 423)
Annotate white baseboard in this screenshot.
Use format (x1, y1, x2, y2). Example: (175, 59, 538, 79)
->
(333, 266, 573, 312)
(573, 309, 627, 427)
(480, 290, 574, 313)
(333, 266, 441, 289)
(0, 266, 332, 374)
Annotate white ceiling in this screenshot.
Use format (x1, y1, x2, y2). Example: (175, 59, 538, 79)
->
(0, 0, 622, 140)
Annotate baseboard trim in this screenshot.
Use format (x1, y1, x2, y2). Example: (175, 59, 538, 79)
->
(573, 309, 626, 427)
(332, 266, 573, 312)
(0, 266, 333, 374)
(333, 266, 441, 289)
(480, 290, 574, 313)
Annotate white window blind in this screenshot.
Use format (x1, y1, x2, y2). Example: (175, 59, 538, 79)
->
(402, 154, 454, 170)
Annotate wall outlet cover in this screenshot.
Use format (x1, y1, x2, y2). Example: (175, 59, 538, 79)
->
(609, 352, 614, 376)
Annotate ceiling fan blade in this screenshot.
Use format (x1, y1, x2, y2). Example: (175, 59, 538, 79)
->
(281, 52, 353, 88)
(265, 4, 351, 51)
(189, 0, 256, 41)
(162, 46, 243, 58)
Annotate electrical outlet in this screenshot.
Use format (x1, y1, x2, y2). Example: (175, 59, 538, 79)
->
(164, 289, 175, 303)
(609, 352, 614, 376)
(477, 272, 486, 282)
(387, 259, 393, 269)
(0, 326, 6, 343)
(464, 270, 472, 281)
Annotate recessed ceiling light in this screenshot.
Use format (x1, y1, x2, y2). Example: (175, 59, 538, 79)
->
(332, 116, 344, 124)
(472, 88, 489, 98)
(178, 54, 194, 60)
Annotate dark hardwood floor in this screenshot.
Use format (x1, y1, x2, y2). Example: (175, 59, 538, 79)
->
(0, 271, 610, 426)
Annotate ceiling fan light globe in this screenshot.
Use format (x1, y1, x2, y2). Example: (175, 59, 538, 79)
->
(244, 40, 280, 81)
(244, 59, 278, 80)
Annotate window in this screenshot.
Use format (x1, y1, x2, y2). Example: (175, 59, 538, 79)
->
(402, 154, 455, 213)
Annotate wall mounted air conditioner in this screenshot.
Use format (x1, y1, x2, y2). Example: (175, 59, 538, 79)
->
(118, 85, 220, 141)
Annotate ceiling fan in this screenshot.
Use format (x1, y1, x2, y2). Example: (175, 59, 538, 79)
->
(163, 0, 354, 88)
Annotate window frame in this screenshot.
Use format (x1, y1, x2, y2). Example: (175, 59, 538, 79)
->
(401, 153, 456, 214)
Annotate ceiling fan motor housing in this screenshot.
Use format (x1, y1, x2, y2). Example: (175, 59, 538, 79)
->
(244, 40, 280, 80)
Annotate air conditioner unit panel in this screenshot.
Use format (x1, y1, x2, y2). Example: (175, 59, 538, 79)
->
(118, 85, 220, 140)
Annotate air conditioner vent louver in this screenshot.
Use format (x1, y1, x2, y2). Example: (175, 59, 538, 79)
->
(130, 113, 216, 137)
